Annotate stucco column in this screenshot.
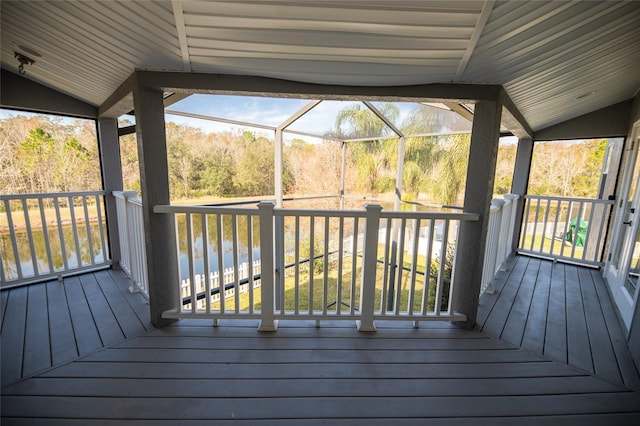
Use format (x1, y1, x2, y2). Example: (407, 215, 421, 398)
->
(510, 137, 534, 252)
(133, 85, 178, 327)
(97, 117, 123, 268)
(451, 100, 502, 329)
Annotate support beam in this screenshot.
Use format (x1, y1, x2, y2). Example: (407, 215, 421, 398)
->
(395, 136, 406, 211)
(133, 85, 178, 327)
(510, 137, 533, 252)
(97, 118, 124, 268)
(1, 69, 97, 118)
(451, 100, 502, 329)
(274, 128, 284, 207)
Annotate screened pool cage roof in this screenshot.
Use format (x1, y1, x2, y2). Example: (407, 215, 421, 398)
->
(148, 94, 479, 142)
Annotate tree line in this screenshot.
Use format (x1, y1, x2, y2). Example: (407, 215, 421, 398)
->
(0, 110, 606, 205)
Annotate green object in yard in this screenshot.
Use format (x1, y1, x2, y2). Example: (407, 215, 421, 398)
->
(565, 218, 588, 247)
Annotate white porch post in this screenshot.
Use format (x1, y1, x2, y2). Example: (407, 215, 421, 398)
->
(258, 201, 278, 331)
(97, 117, 123, 268)
(133, 85, 178, 327)
(451, 100, 502, 329)
(357, 203, 382, 332)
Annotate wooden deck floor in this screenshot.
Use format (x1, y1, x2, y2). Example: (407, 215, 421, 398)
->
(477, 255, 640, 391)
(2, 259, 640, 424)
(0, 269, 152, 387)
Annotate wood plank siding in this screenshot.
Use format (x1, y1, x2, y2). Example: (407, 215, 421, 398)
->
(478, 255, 640, 391)
(2, 257, 640, 424)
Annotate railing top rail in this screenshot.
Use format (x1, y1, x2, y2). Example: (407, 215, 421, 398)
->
(380, 211, 479, 221)
(524, 194, 615, 204)
(154, 204, 259, 216)
(276, 208, 367, 218)
(1, 190, 106, 200)
(154, 203, 480, 221)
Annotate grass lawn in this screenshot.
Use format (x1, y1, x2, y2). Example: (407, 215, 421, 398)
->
(205, 252, 447, 315)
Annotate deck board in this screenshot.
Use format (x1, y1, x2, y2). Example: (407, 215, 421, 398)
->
(22, 283, 51, 377)
(46, 280, 79, 366)
(3, 258, 640, 423)
(0, 270, 150, 387)
(480, 256, 529, 337)
(578, 266, 623, 382)
(3, 321, 640, 423)
(78, 273, 125, 346)
(479, 255, 640, 391)
(591, 269, 640, 390)
(521, 258, 551, 353)
(501, 258, 540, 346)
(63, 276, 103, 355)
(565, 264, 594, 372)
(1, 286, 28, 386)
(543, 262, 568, 362)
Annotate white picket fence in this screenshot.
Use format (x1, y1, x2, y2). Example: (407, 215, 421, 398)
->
(180, 260, 262, 308)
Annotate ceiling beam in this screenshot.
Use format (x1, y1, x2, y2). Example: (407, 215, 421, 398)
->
(172, 0, 191, 72)
(454, 0, 495, 83)
(499, 88, 534, 139)
(137, 71, 503, 103)
(0, 69, 97, 118)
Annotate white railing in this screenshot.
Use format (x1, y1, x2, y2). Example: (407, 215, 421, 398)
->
(113, 191, 149, 297)
(0, 191, 110, 288)
(154, 202, 479, 330)
(518, 195, 614, 266)
(480, 194, 519, 295)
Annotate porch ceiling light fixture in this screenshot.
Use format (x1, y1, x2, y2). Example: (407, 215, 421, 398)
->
(14, 52, 35, 75)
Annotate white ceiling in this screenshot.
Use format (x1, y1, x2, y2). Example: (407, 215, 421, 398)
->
(1, 0, 639, 132)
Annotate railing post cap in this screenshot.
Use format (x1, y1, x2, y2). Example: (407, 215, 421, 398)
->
(364, 203, 383, 212)
(257, 200, 276, 209)
(504, 194, 519, 201)
(491, 198, 506, 207)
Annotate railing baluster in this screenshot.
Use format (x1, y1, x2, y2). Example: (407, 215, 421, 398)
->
(408, 218, 420, 316)
(308, 214, 315, 315)
(246, 215, 254, 314)
(232, 214, 240, 314)
(395, 218, 407, 315)
(53, 197, 68, 272)
(186, 213, 196, 313)
(21, 198, 39, 277)
(38, 197, 54, 274)
(95, 194, 108, 263)
(202, 213, 211, 314)
(294, 216, 300, 315)
(322, 216, 330, 317)
(350, 217, 359, 316)
(421, 220, 435, 315)
(434, 220, 450, 316)
(336, 216, 344, 316)
(216, 213, 225, 314)
(380, 217, 392, 314)
(82, 195, 95, 265)
(5, 199, 23, 280)
(67, 195, 83, 268)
